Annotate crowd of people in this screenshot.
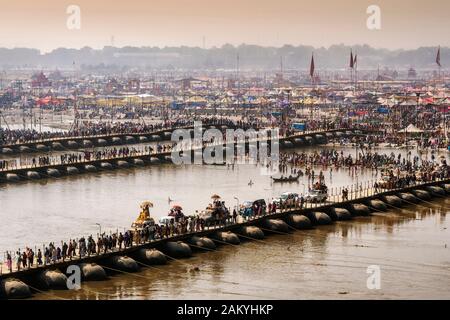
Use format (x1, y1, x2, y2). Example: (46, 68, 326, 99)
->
(3, 158, 449, 274)
(278, 148, 447, 173)
(2, 193, 309, 273)
(0, 144, 175, 170)
(1, 219, 217, 273)
(276, 148, 450, 192)
(0, 159, 16, 170)
(0, 117, 257, 146)
(0, 119, 196, 146)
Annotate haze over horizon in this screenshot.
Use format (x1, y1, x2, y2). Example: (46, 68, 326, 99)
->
(0, 43, 448, 54)
(0, 0, 448, 53)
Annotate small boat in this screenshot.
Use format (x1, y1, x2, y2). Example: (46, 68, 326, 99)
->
(271, 173, 301, 183)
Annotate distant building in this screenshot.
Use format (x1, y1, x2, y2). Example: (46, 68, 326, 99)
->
(31, 72, 51, 88)
(105, 78, 121, 94)
(127, 79, 140, 92)
(176, 77, 207, 90)
(376, 74, 393, 81)
(408, 67, 417, 78)
(48, 70, 65, 81)
(227, 79, 236, 89)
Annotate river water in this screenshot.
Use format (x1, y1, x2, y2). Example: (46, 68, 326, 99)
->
(1, 145, 449, 299)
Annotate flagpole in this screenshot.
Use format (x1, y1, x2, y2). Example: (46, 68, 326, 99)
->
(438, 48, 441, 84)
(439, 46, 441, 83)
(350, 65, 353, 89)
(355, 51, 358, 91)
(350, 68, 353, 89)
(349, 49, 354, 92)
(436, 45, 442, 84)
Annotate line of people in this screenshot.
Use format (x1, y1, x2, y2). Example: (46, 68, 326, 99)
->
(0, 117, 259, 146)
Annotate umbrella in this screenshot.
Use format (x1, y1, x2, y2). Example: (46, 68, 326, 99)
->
(141, 201, 154, 208)
(211, 194, 221, 199)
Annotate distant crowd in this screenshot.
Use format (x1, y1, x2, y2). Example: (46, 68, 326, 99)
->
(0, 117, 257, 146)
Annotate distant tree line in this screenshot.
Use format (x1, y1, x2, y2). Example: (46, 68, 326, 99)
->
(0, 44, 447, 70)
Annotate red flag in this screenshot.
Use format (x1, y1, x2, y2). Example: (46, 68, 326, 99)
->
(309, 54, 315, 77)
(350, 51, 354, 68)
(436, 46, 441, 67)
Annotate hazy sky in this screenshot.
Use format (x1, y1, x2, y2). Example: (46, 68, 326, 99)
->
(0, 0, 448, 52)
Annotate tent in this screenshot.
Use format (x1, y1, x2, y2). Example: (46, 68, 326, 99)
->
(398, 124, 425, 134)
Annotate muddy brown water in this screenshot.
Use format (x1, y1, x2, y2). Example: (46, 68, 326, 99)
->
(0, 146, 449, 299)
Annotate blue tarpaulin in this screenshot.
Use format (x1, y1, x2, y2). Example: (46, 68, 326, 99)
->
(292, 123, 306, 131)
(377, 107, 390, 114)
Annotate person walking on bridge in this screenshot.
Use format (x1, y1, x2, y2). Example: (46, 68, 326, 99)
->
(44, 247, 50, 265)
(118, 232, 124, 250)
(71, 239, 77, 258)
(16, 251, 22, 271)
(374, 181, 379, 193)
(52, 247, 57, 264)
(27, 248, 34, 268)
(37, 249, 42, 265)
(21, 251, 27, 269)
(62, 242, 68, 261)
(6, 251, 12, 272)
(67, 240, 73, 260)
